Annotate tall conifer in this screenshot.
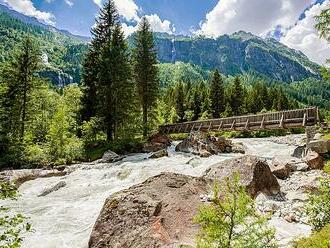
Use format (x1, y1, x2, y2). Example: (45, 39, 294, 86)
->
(210, 70, 225, 118)
(133, 17, 159, 137)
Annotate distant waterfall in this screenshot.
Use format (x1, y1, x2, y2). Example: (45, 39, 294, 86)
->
(171, 38, 176, 63)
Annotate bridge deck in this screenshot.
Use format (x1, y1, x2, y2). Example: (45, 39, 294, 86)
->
(159, 107, 319, 134)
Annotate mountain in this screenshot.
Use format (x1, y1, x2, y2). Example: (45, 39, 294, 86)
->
(153, 31, 321, 82)
(0, 4, 90, 41)
(0, 3, 88, 86)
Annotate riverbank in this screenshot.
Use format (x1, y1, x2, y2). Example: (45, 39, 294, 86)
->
(2, 134, 328, 247)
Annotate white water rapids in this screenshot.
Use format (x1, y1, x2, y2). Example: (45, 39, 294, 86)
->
(7, 138, 296, 248)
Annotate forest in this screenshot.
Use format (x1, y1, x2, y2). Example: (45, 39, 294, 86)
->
(0, 1, 329, 169)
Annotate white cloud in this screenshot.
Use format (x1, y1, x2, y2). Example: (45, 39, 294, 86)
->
(92, 0, 102, 7)
(145, 14, 175, 34)
(4, 0, 55, 25)
(64, 0, 73, 7)
(198, 0, 315, 37)
(92, 0, 139, 21)
(121, 14, 175, 37)
(280, 1, 330, 64)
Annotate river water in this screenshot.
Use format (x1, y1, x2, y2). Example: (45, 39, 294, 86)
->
(8, 138, 295, 248)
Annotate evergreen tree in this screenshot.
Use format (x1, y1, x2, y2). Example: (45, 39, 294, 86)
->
(192, 86, 201, 121)
(81, 49, 98, 121)
(1, 37, 41, 143)
(230, 77, 244, 115)
(81, 0, 120, 123)
(133, 17, 159, 137)
(98, 24, 135, 140)
(210, 70, 225, 118)
(175, 83, 185, 122)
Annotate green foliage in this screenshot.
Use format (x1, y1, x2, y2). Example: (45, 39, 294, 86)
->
(210, 70, 225, 118)
(0, 8, 87, 84)
(294, 224, 330, 248)
(315, 7, 330, 42)
(324, 160, 330, 175)
(306, 177, 330, 231)
(0, 183, 31, 248)
(133, 17, 160, 137)
(157, 62, 209, 88)
(194, 174, 277, 248)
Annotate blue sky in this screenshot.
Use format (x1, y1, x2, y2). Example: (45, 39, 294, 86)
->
(1, 0, 330, 64)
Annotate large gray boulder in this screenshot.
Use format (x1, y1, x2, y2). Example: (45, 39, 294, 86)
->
(175, 133, 238, 157)
(307, 139, 330, 155)
(89, 173, 209, 248)
(204, 156, 280, 197)
(99, 151, 124, 163)
(149, 149, 168, 159)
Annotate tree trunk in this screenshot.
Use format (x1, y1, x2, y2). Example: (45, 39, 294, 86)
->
(143, 105, 148, 138)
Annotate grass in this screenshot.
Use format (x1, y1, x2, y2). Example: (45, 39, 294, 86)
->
(294, 224, 330, 248)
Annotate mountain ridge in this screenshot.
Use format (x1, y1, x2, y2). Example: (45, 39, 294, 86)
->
(152, 31, 321, 82)
(0, 3, 90, 42)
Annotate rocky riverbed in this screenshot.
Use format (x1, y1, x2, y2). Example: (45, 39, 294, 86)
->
(1, 134, 327, 248)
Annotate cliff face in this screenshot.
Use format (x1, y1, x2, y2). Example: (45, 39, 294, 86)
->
(153, 31, 320, 82)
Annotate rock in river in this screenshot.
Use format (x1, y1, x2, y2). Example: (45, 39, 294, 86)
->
(38, 181, 67, 197)
(89, 172, 209, 248)
(204, 156, 280, 197)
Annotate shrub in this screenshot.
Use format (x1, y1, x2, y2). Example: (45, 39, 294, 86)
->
(294, 224, 330, 248)
(306, 177, 330, 231)
(0, 182, 31, 247)
(194, 174, 277, 248)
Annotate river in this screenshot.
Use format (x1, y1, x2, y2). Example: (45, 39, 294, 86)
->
(7, 138, 296, 248)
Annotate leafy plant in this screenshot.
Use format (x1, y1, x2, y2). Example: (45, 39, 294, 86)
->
(294, 224, 330, 248)
(0, 183, 31, 248)
(306, 177, 330, 231)
(194, 174, 277, 248)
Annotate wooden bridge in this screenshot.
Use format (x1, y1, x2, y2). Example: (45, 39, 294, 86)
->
(159, 107, 320, 134)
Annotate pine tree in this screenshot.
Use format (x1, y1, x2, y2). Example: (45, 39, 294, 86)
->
(81, 0, 119, 123)
(133, 17, 159, 137)
(230, 76, 244, 116)
(210, 70, 225, 118)
(98, 24, 134, 140)
(192, 86, 202, 121)
(1, 37, 41, 142)
(175, 83, 185, 122)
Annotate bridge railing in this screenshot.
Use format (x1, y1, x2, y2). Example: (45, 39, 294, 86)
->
(159, 107, 319, 134)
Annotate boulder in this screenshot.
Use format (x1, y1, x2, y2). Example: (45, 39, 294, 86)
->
(204, 156, 280, 197)
(100, 150, 124, 163)
(0, 169, 67, 187)
(148, 133, 172, 146)
(89, 173, 209, 248)
(231, 142, 246, 154)
(143, 134, 172, 153)
(304, 151, 324, 170)
(271, 155, 303, 179)
(142, 142, 167, 153)
(308, 140, 330, 155)
(292, 145, 306, 158)
(149, 149, 168, 159)
(175, 133, 234, 157)
(38, 181, 66, 197)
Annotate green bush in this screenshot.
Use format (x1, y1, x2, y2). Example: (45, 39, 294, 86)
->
(194, 174, 277, 248)
(306, 177, 330, 231)
(294, 224, 330, 248)
(0, 182, 31, 247)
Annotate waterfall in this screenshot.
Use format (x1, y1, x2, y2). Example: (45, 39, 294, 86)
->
(171, 38, 176, 63)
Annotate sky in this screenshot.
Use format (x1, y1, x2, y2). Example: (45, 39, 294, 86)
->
(1, 0, 330, 64)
